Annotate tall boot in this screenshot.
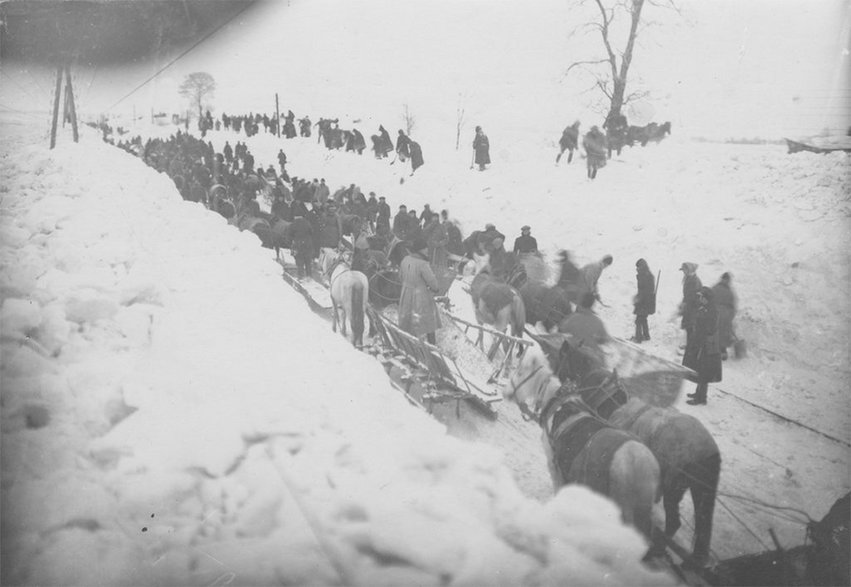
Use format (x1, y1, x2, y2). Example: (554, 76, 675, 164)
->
(687, 382, 707, 405)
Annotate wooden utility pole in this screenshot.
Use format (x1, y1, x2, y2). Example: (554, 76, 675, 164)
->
(49, 65, 63, 149)
(275, 93, 281, 138)
(64, 65, 79, 142)
(50, 63, 80, 148)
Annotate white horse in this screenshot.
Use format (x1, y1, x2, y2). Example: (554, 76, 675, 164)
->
(503, 343, 661, 545)
(319, 248, 370, 347)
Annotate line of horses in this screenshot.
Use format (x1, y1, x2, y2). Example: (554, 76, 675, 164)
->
(557, 120, 672, 165)
(504, 334, 720, 567)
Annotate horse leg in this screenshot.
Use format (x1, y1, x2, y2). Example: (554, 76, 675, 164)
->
(556, 149, 563, 164)
(689, 453, 721, 564)
(662, 477, 688, 539)
(331, 303, 339, 334)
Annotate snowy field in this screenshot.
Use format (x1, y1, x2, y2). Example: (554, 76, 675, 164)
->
(1, 0, 849, 583)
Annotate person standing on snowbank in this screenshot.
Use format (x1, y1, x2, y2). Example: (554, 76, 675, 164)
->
(711, 272, 738, 360)
(682, 286, 723, 405)
(632, 258, 656, 343)
(473, 126, 490, 171)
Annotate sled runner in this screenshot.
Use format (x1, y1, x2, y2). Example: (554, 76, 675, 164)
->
(277, 254, 333, 310)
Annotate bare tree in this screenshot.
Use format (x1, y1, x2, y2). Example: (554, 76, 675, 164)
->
(455, 93, 467, 151)
(402, 103, 415, 136)
(178, 72, 216, 120)
(565, 0, 677, 124)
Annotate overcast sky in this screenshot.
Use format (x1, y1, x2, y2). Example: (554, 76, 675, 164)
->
(1, 0, 848, 138)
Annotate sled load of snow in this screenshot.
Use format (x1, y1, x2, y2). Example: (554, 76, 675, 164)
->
(784, 135, 851, 154)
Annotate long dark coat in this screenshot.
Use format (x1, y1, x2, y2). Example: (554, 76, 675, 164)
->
(473, 133, 490, 165)
(680, 269, 703, 330)
(634, 260, 656, 316)
(682, 294, 723, 383)
(287, 217, 314, 261)
(409, 141, 424, 172)
(398, 253, 442, 337)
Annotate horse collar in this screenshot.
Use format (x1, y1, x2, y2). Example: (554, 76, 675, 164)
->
(538, 379, 580, 429)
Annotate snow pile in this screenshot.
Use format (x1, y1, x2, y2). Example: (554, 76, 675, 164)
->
(0, 121, 674, 585)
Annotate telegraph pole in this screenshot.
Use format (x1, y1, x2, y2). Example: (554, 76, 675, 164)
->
(64, 65, 79, 142)
(49, 64, 63, 149)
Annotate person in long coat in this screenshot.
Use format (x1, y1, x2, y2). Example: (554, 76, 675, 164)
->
(398, 237, 442, 344)
(287, 214, 314, 279)
(409, 140, 424, 174)
(632, 258, 656, 343)
(679, 262, 703, 347)
(582, 126, 607, 180)
(711, 272, 737, 360)
(425, 212, 448, 270)
(682, 286, 722, 405)
(473, 126, 490, 170)
(396, 130, 411, 161)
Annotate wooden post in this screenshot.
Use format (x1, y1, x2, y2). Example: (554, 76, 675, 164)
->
(49, 65, 63, 149)
(275, 93, 281, 138)
(64, 65, 79, 143)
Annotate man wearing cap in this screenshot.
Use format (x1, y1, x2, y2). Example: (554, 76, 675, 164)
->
(513, 226, 538, 255)
(678, 262, 703, 347)
(580, 254, 613, 303)
(398, 236, 442, 344)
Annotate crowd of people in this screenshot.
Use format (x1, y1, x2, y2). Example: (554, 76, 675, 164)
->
(108, 109, 735, 406)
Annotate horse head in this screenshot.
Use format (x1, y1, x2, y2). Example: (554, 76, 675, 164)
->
(504, 343, 556, 419)
(534, 334, 604, 384)
(471, 252, 491, 276)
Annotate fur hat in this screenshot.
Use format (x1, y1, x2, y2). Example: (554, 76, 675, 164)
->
(521, 225, 531, 232)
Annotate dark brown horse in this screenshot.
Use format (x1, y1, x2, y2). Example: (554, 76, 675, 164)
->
(539, 335, 721, 567)
(504, 344, 660, 543)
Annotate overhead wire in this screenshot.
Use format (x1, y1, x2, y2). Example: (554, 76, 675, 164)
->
(106, 1, 255, 113)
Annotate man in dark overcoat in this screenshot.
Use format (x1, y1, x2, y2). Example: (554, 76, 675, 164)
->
(473, 126, 490, 171)
(632, 258, 656, 342)
(682, 286, 722, 405)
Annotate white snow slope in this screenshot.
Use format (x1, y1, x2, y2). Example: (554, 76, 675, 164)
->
(0, 118, 676, 586)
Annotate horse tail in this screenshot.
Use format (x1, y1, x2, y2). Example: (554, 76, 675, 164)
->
(609, 440, 661, 542)
(351, 280, 364, 346)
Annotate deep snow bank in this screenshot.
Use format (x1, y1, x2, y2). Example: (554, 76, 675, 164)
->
(0, 120, 674, 585)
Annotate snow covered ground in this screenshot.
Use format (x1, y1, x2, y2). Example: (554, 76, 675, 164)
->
(1, 0, 849, 582)
(1, 117, 680, 585)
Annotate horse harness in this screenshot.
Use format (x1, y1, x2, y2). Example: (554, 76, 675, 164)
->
(539, 383, 630, 495)
(576, 371, 655, 431)
(325, 255, 352, 289)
